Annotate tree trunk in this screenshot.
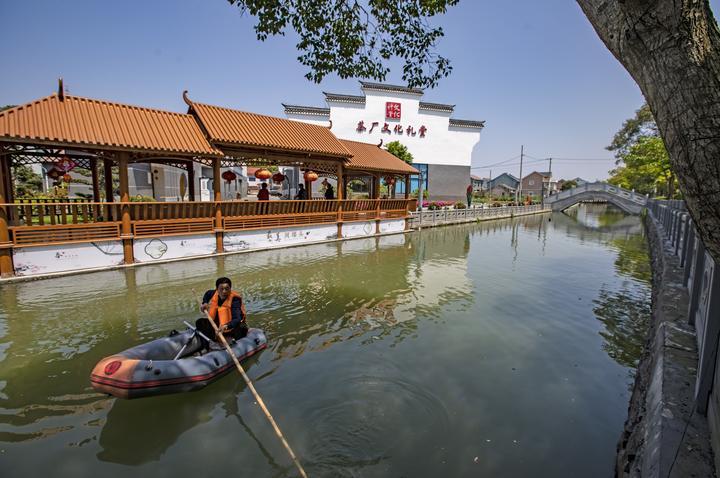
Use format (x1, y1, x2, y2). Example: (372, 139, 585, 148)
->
(577, 0, 720, 263)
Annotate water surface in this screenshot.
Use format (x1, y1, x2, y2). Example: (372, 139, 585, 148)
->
(0, 204, 651, 477)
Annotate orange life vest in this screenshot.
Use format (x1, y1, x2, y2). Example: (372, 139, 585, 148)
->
(208, 290, 245, 333)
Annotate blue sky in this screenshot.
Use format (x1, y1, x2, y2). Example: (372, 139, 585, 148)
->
(1, 0, 717, 181)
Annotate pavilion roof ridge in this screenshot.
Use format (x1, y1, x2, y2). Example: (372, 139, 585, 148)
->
(0, 92, 223, 157)
(187, 97, 352, 159)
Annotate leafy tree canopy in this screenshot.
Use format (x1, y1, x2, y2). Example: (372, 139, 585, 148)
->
(606, 105, 677, 198)
(560, 179, 577, 191)
(228, 0, 458, 87)
(385, 140, 413, 164)
(12, 165, 43, 198)
(608, 136, 674, 196)
(606, 103, 658, 158)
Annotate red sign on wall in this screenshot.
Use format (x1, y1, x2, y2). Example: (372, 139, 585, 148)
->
(385, 102, 401, 119)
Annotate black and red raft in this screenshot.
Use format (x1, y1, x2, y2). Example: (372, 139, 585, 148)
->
(91, 327, 267, 399)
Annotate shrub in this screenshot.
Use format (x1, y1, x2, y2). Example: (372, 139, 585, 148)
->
(455, 201, 467, 209)
(130, 195, 156, 202)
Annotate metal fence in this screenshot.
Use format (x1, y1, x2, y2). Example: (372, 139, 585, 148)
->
(408, 204, 548, 228)
(647, 199, 720, 416)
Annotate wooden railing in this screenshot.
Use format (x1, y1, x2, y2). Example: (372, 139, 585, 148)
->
(1, 199, 414, 247)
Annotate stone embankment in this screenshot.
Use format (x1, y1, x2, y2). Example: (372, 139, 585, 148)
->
(616, 209, 715, 477)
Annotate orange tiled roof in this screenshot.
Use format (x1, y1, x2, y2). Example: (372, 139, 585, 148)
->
(189, 101, 351, 158)
(341, 139, 419, 175)
(0, 94, 223, 156)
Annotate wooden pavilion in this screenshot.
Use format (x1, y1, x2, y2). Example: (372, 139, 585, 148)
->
(0, 83, 418, 277)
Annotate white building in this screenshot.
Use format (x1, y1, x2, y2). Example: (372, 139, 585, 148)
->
(283, 81, 484, 202)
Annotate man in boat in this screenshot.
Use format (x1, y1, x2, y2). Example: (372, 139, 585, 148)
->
(196, 277, 248, 348)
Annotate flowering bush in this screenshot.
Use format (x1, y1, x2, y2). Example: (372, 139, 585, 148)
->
(422, 201, 454, 210)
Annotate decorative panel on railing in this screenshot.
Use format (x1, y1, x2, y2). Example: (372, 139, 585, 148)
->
(11, 223, 122, 246)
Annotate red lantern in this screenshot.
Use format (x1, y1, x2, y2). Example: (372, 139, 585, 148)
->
(384, 176, 396, 185)
(303, 170, 319, 182)
(272, 172, 286, 184)
(63, 173, 72, 183)
(47, 167, 61, 180)
(254, 168, 272, 180)
(221, 170, 237, 183)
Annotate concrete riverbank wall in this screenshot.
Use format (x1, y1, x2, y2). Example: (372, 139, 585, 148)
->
(616, 204, 716, 477)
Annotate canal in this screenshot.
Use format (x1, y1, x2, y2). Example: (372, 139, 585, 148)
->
(0, 204, 651, 477)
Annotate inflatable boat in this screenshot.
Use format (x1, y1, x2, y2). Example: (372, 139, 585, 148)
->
(91, 325, 267, 399)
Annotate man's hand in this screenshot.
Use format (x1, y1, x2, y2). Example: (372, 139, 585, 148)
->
(200, 303, 209, 313)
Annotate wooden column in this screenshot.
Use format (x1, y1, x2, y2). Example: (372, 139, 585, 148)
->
(187, 161, 195, 201)
(337, 165, 344, 200)
(103, 158, 114, 201)
(305, 178, 312, 200)
(118, 154, 133, 265)
(375, 196, 382, 234)
(404, 175, 410, 199)
(103, 158, 114, 221)
(336, 164, 344, 238)
(90, 158, 101, 202)
(0, 154, 14, 277)
(213, 158, 224, 252)
(372, 174, 380, 199)
(2, 158, 13, 208)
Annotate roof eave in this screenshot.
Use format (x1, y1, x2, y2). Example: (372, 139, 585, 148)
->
(0, 136, 223, 157)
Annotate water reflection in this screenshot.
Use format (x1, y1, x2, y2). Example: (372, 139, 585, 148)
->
(1, 207, 651, 478)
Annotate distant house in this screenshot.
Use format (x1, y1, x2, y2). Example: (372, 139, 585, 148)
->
(521, 171, 556, 198)
(573, 177, 588, 186)
(470, 175, 487, 192)
(487, 173, 519, 198)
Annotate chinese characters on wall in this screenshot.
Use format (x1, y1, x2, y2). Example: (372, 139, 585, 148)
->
(354, 101, 427, 137)
(355, 120, 427, 137)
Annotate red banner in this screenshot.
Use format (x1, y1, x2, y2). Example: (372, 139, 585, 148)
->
(385, 102, 401, 119)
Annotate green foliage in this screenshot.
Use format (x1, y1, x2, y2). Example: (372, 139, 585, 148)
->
(33, 186, 68, 199)
(606, 104, 658, 157)
(608, 136, 675, 196)
(130, 195, 156, 202)
(385, 141, 413, 164)
(607, 105, 678, 198)
(454, 201, 466, 209)
(560, 180, 577, 191)
(70, 167, 94, 186)
(410, 189, 428, 200)
(12, 165, 43, 198)
(1, 105, 17, 112)
(347, 178, 367, 192)
(227, 0, 459, 88)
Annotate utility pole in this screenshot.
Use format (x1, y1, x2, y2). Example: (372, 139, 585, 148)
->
(488, 169, 492, 199)
(516, 145, 524, 205)
(547, 157, 553, 197)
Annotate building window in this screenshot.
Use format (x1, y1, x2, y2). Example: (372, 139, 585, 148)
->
(529, 179, 535, 186)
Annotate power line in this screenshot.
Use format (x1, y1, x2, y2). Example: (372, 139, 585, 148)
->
(471, 158, 545, 170)
(471, 154, 521, 169)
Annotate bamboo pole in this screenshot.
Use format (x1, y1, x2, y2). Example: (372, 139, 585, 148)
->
(192, 289, 308, 478)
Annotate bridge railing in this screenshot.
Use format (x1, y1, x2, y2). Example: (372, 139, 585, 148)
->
(547, 182, 647, 205)
(646, 199, 719, 417)
(408, 204, 548, 228)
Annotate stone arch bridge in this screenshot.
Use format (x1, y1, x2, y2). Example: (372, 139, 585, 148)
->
(545, 182, 648, 214)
